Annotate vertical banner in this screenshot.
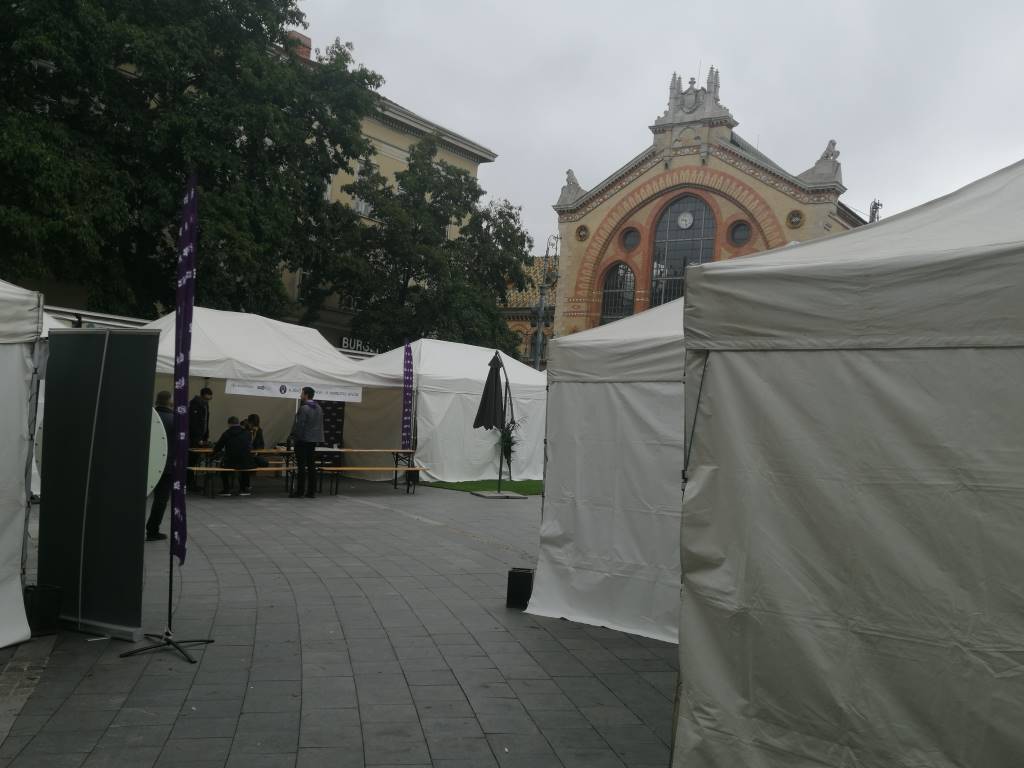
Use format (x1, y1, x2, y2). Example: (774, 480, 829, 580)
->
(401, 341, 413, 450)
(171, 175, 198, 565)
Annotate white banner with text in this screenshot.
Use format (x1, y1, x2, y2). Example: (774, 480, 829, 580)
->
(225, 379, 362, 403)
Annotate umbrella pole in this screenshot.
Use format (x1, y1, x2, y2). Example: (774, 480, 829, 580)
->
(497, 432, 503, 493)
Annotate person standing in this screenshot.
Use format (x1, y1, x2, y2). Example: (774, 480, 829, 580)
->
(290, 387, 323, 498)
(146, 391, 174, 541)
(187, 386, 213, 490)
(213, 416, 255, 496)
(189, 387, 213, 446)
(246, 413, 265, 450)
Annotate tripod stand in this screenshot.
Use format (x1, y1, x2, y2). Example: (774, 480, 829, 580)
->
(120, 547, 213, 663)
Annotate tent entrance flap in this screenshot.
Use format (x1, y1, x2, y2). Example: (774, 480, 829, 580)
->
(225, 379, 362, 402)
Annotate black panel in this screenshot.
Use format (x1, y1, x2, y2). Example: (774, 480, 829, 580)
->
(38, 329, 159, 635)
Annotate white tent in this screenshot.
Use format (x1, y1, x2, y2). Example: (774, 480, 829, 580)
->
(528, 300, 685, 642)
(146, 306, 369, 384)
(344, 339, 547, 482)
(674, 160, 1024, 766)
(0, 279, 43, 648)
(144, 307, 373, 445)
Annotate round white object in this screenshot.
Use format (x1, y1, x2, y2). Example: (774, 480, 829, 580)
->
(677, 211, 694, 230)
(147, 408, 168, 496)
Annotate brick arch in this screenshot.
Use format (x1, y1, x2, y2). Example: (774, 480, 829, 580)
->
(572, 166, 787, 324)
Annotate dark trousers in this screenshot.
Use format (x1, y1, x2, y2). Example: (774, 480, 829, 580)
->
(294, 441, 317, 496)
(220, 470, 251, 494)
(147, 472, 172, 535)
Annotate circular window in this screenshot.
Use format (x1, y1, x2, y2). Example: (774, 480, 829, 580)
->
(621, 228, 641, 251)
(729, 221, 752, 246)
(786, 210, 805, 229)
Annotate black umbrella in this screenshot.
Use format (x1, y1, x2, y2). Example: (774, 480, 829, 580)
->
(473, 352, 515, 491)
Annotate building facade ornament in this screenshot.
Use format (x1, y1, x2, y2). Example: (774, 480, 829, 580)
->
(653, 67, 736, 131)
(556, 168, 587, 207)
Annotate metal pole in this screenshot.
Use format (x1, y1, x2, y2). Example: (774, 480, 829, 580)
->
(533, 244, 548, 370)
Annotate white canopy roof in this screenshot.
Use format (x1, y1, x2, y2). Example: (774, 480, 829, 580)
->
(0, 279, 42, 344)
(145, 307, 365, 384)
(686, 158, 1024, 351)
(547, 299, 684, 383)
(356, 338, 547, 394)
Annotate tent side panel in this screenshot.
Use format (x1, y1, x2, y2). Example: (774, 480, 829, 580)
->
(342, 388, 404, 480)
(413, 389, 546, 483)
(529, 379, 683, 642)
(0, 344, 33, 647)
(675, 348, 1024, 766)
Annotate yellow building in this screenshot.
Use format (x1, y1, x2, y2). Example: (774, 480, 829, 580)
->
(553, 67, 864, 337)
(285, 33, 497, 351)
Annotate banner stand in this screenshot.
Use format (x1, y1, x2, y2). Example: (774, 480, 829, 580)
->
(121, 173, 213, 664)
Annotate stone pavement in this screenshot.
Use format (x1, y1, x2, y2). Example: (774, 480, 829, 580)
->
(1, 482, 677, 767)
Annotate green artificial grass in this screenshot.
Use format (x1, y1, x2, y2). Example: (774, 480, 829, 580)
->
(424, 479, 544, 496)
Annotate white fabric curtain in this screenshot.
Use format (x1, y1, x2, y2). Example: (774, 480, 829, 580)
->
(0, 343, 34, 648)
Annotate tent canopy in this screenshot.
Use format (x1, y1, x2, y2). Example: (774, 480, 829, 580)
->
(547, 299, 684, 383)
(528, 300, 684, 643)
(0, 279, 42, 648)
(674, 160, 1024, 764)
(356, 339, 546, 395)
(0, 279, 43, 343)
(144, 307, 366, 385)
(686, 158, 1024, 351)
(342, 339, 547, 482)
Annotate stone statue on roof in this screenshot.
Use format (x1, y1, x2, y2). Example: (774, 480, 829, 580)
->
(556, 169, 586, 207)
(820, 139, 840, 161)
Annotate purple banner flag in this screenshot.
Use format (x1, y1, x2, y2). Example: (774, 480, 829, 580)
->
(170, 175, 198, 565)
(401, 342, 413, 450)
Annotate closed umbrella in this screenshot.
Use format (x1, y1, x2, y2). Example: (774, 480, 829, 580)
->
(472, 352, 519, 496)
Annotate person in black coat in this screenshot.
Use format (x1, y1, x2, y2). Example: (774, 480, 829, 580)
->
(246, 413, 265, 450)
(213, 416, 254, 495)
(146, 391, 174, 541)
(188, 387, 213, 447)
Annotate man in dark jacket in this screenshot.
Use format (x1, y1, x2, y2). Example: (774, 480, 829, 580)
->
(213, 416, 254, 496)
(146, 391, 175, 541)
(188, 387, 213, 446)
(289, 387, 324, 498)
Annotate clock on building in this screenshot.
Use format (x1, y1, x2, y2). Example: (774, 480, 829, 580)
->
(677, 212, 694, 230)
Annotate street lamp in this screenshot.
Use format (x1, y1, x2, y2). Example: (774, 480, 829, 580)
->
(532, 235, 559, 370)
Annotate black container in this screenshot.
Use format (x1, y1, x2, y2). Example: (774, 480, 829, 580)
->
(23, 584, 62, 636)
(506, 568, 534, 610)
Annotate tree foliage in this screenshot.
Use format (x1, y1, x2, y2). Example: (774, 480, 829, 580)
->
(334, 136, 533, 355)
(0, 0, 380, 317)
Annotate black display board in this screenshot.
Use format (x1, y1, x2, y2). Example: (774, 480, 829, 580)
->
(38, 329, 159, 640)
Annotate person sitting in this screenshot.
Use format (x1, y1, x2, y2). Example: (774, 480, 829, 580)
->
(212, 416, 254, 496)
(246, 413, 265, 450)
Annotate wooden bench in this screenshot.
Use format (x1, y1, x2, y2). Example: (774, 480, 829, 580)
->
(319, 466, 427, 495)
(189, 466, 291, 496)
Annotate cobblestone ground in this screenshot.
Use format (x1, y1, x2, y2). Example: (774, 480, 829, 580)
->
(0, 482, 677, 767)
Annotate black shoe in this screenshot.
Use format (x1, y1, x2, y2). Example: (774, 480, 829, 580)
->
(146, 532, 168, 541)
(289, 492, 303, 498)
(305, 494, 316, 499)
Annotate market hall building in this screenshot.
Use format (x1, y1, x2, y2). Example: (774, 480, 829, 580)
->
(552, 68, 865, 337)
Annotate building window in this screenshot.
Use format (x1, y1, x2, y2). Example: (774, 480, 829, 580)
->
(621, 228, 641, 251)
(600, 262, 636, 325)
(729, 220, 751, 246)
(651, 194, 716, 306)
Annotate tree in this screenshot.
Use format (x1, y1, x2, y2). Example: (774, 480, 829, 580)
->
(332, 136, 533, 355)
(0, 0, 380, 317)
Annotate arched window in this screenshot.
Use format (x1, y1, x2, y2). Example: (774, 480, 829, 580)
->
(600, 262, 636, 325)
(651, 195, 716, 306)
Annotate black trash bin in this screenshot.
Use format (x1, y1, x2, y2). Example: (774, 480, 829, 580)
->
(506, 568, 534, 610)
(23, 584, 62, 636)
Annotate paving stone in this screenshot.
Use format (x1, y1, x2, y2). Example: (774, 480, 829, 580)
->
(12, 486, 677, 768)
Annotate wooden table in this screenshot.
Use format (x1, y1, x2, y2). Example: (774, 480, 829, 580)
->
(189, 446, 419, 493)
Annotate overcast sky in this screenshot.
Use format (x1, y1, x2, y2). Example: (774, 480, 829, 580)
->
(301, 0, 1024, 251)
